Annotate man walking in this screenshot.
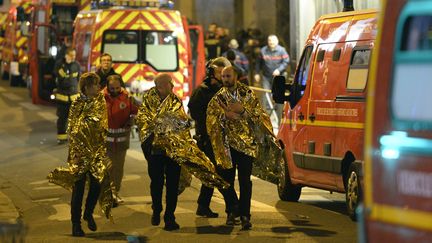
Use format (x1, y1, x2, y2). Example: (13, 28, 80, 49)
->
(188, 57, 239, 222)
(104, 74, 138, 206)
(207, 66, 280, 230)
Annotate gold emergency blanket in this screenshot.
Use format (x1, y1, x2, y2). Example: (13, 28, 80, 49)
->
(207, 82, 282, 170)
(47, 93, 114, 219)
(136, 88, 229, 189)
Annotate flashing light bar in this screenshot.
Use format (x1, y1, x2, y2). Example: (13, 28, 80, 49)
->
(92, 0, 175, 9)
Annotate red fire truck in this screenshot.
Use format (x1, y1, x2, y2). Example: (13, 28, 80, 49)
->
(360, 0, 432, 241)
(29, 0, 205, 104)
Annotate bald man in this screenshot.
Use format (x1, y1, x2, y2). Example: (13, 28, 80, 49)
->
(136, 73, 181, 231)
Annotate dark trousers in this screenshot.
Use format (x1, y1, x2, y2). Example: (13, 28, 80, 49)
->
(71, 173, 101, 224)
(56, 102, 71, 137)
(197, 140, 239, 214)
(142, 140, 181, 222)
(223, 147, 253, 218)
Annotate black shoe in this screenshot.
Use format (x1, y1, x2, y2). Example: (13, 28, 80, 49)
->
(196, 205, 219, 218)
(240, 216, 252, 230)
(72, 224, 85, 237)
(226, 213, 236, 226)
(151, 213, 160, 226)
(83, 214, 97, 231)
(164, 220, 180, 231)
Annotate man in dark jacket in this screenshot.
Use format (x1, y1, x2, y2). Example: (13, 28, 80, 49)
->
(96, 53, 122, 89)
(188, 57, 240, 225)
(53, 47, 80, 144)
(254, 35, 290, 120)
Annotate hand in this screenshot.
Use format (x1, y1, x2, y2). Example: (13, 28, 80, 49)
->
(228, 102, 244, 114)
(272, 69, 280, 76)
(225, 110, 241, 120)
(254, 74, 260, 82)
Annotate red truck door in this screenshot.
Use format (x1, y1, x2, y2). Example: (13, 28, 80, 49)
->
(29, 24, 58, 104)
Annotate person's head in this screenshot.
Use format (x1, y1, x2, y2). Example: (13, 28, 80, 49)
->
(221, 66, 238, 89)
(267, 35, 279, 50)
(228, 39, 239, 50)
(79, 72, 100, 98)
(226, 49, 236, 62)
(208, 57, 231, 88)
(208, 23, 217, 33)
(216, 27, 225, 37)
(65, 47, 76, 64)
(100, 53, 113, 71)
(107, 74, 122, 97)
(154, 73, 174, 100)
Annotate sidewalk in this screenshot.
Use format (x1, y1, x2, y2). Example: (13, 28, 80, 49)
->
(0, 190, 25, 241)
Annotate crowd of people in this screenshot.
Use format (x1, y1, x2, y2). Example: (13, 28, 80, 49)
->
(205, 23, 290, 121)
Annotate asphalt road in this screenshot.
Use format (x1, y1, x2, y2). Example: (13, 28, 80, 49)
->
(0, 81, 358, 242)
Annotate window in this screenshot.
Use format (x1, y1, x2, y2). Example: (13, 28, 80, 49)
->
(401, 16, 432, 51)
(101, 30, 179, 71)
(392, 15, 432, 127)
(290, 45, 313, 107)
(144, 31, 178, 71)
(346, 48, 371, 91)
(102, 30, 138, 62)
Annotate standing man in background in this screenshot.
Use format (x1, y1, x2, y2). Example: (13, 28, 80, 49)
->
(254, 35, 289, 121)
(104, 74, 138, 206)
(53, 47, 80, 144)
(96, 53, 122, 89)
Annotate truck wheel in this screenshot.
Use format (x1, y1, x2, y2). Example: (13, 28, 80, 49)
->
(345, 163, 362, 221)
(278, 156, 301, 201)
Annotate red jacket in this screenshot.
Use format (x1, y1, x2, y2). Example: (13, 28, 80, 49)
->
(104, 88, 138, 129)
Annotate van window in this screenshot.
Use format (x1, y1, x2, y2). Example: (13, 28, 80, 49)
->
(291, 45, 313, 107)
(144, 31, 178, 71)
(102, 30, 138, 62)
(401, 16, 432, 51)
(346, 49, 371, 91)
(392, 15, 432, 126)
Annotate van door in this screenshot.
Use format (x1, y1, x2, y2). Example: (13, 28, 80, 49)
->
(302, 43, 343, 187)
(29, 24, 58, 104)
(188, 25, 206, 89)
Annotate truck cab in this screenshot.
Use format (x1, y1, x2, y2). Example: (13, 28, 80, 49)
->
(271, 9, 378, 220)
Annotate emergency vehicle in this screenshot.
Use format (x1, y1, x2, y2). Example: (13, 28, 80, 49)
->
(2, 0, 91, 103)
(69, 0, 205, 103)
(0, 11, 8, 63)
(360, 0, 432, 241)
(271, 9, 378, 220)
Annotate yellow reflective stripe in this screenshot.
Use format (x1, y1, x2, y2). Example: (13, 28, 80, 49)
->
(57, 134, 67, 140)
(369, 204, 432, 231)
(72, 72, 78, 77)
(55, 93, 69, 102)
(70, 94, 80, 101)
(282, 119, 364, 129)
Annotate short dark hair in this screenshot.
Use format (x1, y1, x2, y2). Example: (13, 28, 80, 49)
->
(106, 74, 122, 88)
(100, 53, 112, 61)
(79, 72, 100, 94)
(66, 47, 75, 55)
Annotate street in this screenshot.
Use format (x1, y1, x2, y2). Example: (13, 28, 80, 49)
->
(0, 81, 357, 243)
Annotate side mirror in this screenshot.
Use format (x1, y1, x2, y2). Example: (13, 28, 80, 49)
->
(271, 75, 291, 104)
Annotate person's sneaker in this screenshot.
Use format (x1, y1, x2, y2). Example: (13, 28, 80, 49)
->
(151, 213, 160, 226)
(116, 195, 124, 204)
(240, 216, 252, 230)
(196, 205, 219, 218)
(164, 220, 180, 231)
(83, 214, 97, 231)
(72, 224, 85, 237)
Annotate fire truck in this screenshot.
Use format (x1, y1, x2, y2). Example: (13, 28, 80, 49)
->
(360, 0, 432, 241)
(72, 0, 205, 103)
(0, 0, 91, 102)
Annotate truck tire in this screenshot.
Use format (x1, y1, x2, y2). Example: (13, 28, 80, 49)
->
(278, 155, 301, 201)
(345, 163, 362, 221)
